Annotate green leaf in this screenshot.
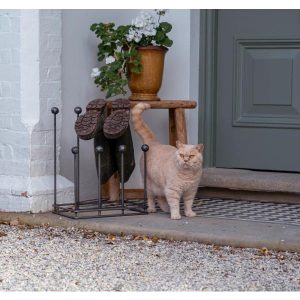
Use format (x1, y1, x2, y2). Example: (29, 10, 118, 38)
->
(106, 89, 112, 99)
(161, 37, 173, 47)
(155, 30, 165, 42)
(90, 23, 97, 31)
(97, 54, 105, 61)
(160, 22, 172, 33)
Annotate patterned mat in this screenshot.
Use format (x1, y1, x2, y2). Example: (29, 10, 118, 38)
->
(129, 197, 300, 226)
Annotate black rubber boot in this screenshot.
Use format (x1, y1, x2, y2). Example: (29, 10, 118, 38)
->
(102, 98, 135, 183)
(94, 130, 118, 185)
(110, 126, 135, 183)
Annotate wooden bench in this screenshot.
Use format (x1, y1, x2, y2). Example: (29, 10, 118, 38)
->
(104, 99, 197, 198)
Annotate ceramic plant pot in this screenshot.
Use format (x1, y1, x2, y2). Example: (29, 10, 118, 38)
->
(128, 46, 168, 101)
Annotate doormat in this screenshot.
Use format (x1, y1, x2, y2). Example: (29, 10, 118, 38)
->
(192, 198, 300, 226)
(129, 197, 300, 226)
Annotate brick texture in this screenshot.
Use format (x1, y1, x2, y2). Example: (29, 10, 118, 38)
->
(0, 10, 73, 212)
(31, 10, 63, 177)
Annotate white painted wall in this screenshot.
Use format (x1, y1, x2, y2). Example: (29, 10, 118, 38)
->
(61, 9, 197, 199)
(0, 9, 73, 212)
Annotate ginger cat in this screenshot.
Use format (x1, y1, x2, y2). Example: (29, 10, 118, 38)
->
(131, 103, 204, 220)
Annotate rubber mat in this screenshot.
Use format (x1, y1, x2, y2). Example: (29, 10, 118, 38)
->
(128, 197, 300, 226)
(193, 198, 300, 226)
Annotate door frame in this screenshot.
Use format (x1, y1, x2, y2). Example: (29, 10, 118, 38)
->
(198, 9, 218, 167)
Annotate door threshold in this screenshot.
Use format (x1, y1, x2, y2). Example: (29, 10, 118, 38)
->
(199, 168, 300, 204)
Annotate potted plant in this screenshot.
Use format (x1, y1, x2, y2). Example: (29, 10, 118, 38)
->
(90, 10, 173, 101)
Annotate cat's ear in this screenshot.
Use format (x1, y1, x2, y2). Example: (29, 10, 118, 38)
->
(196, 144, 204, 153)
(176, 140, 184, 149)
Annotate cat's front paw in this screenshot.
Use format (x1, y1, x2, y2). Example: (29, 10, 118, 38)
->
(185, 210, 197, 217)
(147, 207, 157, 213)
(170, 213, 182, 220)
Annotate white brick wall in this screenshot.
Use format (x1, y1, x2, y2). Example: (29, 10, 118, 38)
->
(0, 9, 73, 212)
(31, 10, 63, 177)
(0, 10, 28, 181)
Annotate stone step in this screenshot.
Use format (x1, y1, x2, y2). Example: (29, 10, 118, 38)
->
(199, 168, 300, 204)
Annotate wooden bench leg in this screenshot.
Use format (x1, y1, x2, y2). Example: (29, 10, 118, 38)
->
(102, 172, 120, 201)
(169, 108, 177, 146)
(174, 108, 187, 144)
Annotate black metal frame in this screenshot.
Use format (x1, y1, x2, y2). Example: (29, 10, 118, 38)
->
(51, 106, 148, 219)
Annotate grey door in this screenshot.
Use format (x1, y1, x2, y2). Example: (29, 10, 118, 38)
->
(216, 10, 300, 172)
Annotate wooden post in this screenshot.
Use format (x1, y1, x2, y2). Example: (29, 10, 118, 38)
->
(102, 172, 120, 201)
(169, 108, 177, 146)
(174, 108, 187, 144)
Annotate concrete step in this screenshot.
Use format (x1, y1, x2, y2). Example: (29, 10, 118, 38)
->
(0, 211, 299, 252)
(199, 168, 300, 204)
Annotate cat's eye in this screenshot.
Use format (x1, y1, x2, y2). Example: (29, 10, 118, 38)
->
(189, 155, 195, 158)
(179, 153, 184, 158)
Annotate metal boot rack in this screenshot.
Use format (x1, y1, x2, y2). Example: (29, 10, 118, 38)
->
(51, 106, 148, 219)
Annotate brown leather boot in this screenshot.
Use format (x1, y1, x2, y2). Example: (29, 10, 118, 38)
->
(75, 99, 106, 140)
(103, 99, 130, 139)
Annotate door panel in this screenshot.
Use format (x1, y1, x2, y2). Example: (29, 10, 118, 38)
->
(216, 10, 300, 171)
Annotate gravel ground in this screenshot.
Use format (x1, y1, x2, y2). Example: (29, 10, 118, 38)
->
(0, 223, 299, 291)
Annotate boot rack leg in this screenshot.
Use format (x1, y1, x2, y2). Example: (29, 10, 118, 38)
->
(118, 145, 126, 215)
(142, 144, 149, 212)
(51, 107, 59, 212)
(95, 146, 103, 215)
(71, 146, 79, 216)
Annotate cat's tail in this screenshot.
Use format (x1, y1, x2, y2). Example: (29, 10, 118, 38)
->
(131, 102, 156, 144)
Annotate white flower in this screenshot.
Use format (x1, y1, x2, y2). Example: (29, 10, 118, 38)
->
(126, 34, 134, 42)
(126, 28, 136, 42)
(134, 35, 142, 43)
(126, 10, 170, 45)
(105, 56, 116, 64)
(126, 28, 143, 43)
(132, 11, 158, 27)
(142, 24, 157, 36)
(142, 30, 153, 37)
(132, 17, 144, 28)
(91, 67, 100, 78)
(151, 29, 157, 36)
(141, 11, 153, 21)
